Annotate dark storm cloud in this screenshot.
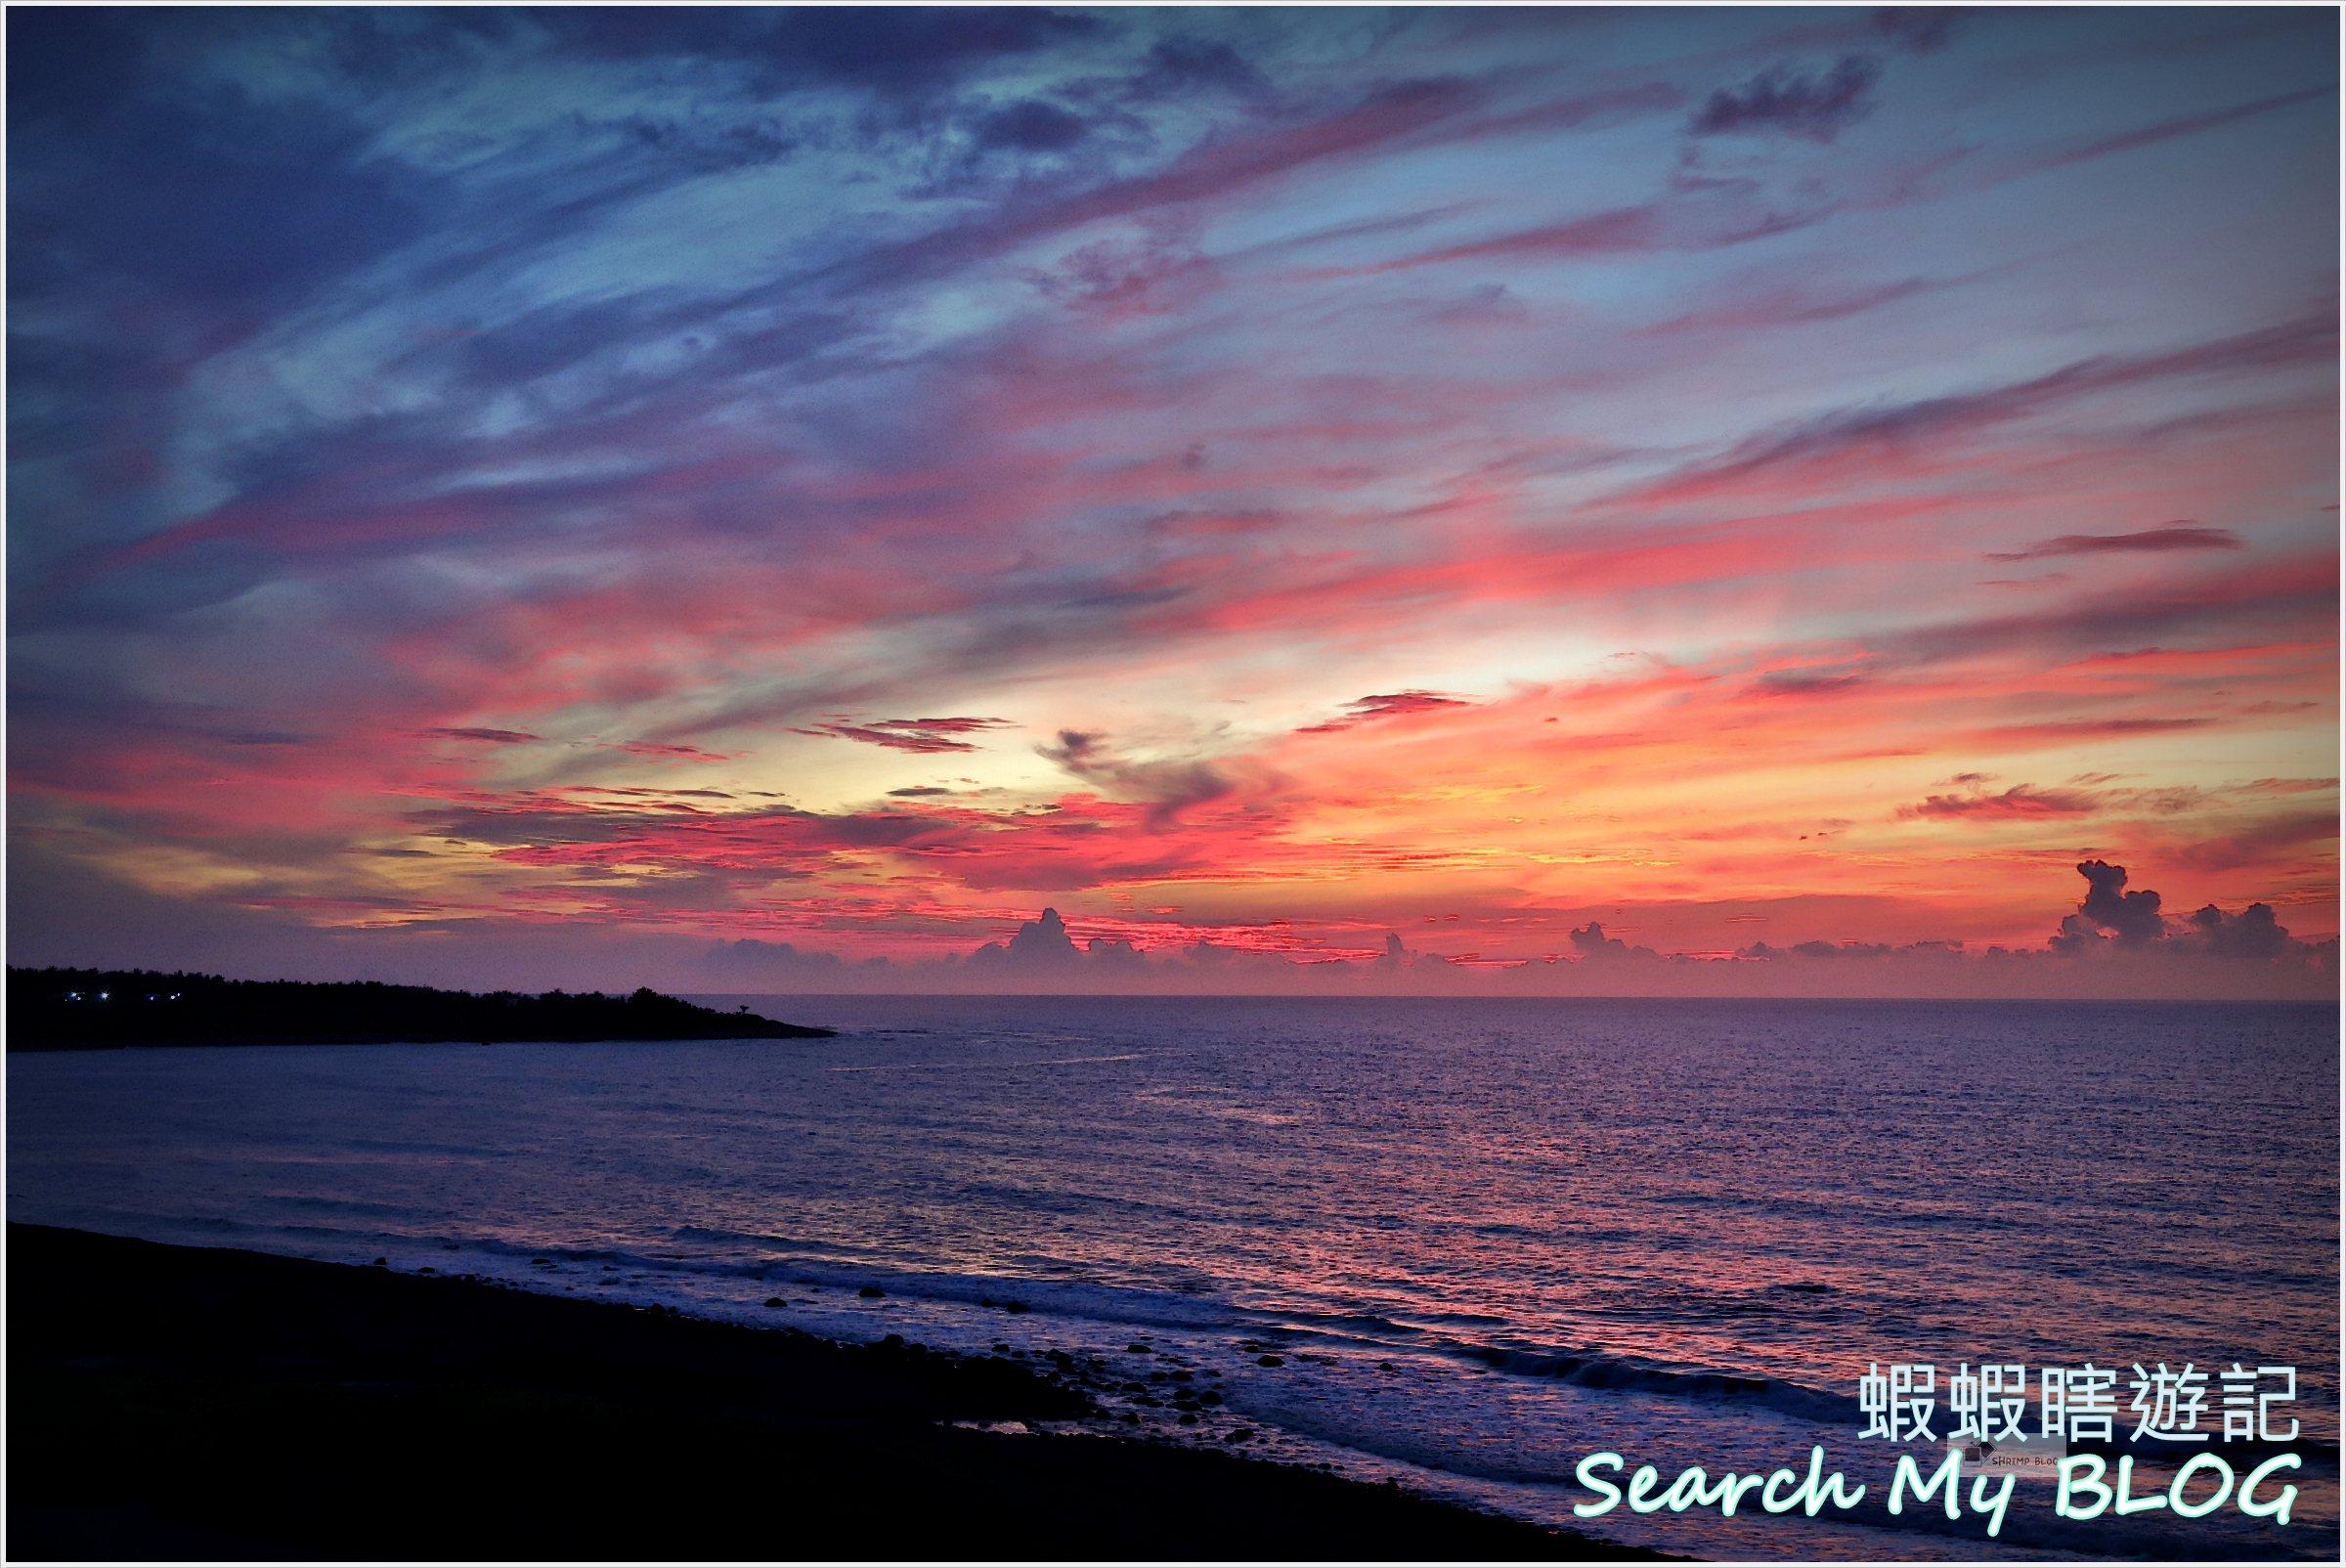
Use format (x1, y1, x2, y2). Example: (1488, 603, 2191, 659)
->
(1690, 57, 1882, 142)
(1984, 525, 2245, 562)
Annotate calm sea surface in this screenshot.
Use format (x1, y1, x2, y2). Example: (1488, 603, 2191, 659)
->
(9, 997, 2336, 1559)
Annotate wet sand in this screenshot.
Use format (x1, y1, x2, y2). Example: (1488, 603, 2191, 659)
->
(7, 1224, 1668, 1561)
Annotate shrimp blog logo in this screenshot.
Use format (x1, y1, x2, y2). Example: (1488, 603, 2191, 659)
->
(1568, 1358, 2307, 1539)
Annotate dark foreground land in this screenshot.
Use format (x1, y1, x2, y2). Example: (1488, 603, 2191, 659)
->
(7, 967, 833, 1048)
(9, 1225, 1668, 1562)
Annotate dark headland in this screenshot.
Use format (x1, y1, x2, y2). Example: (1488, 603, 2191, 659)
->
(8, 1225, 1669, 1561)
(6, 966, 833, 1049)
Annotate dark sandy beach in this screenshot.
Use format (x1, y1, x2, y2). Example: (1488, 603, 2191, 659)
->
(7, 1224, 1667, 1562)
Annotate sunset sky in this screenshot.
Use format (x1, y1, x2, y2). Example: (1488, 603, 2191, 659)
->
(9, 6, 2337, 992)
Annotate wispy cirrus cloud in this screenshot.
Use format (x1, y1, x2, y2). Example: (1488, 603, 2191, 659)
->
(7, 7, 2333, 986)
(607, 741, 742, 762)
(1296, 690, 1474, 733)
(796, 718, 1018, 754)
(415, 727, 541, 745)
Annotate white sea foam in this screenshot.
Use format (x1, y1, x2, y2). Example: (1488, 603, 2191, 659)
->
(9, 996, 2336, 1559)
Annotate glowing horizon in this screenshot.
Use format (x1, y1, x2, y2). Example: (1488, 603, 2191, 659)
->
(8, 7, 2336, 994)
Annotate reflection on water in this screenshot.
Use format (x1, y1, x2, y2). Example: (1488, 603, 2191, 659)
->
(10, 996, 2336, 1559)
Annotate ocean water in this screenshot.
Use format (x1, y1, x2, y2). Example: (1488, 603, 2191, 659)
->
(8, 996, 2336, 1560)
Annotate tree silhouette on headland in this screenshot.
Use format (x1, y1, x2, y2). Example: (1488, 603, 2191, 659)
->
(7, 969, 832, 1050)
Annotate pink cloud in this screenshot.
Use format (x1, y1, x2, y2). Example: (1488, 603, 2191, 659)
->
(1295, 690, 1474, 733)
(417, 727, 541, 744)
(608, 741, 741, 762)
(1900, 785, 2099, 819)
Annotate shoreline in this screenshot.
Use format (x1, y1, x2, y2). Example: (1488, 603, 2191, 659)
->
(7, 1223, 1672, 1562)
(8, 968, 837, 1051)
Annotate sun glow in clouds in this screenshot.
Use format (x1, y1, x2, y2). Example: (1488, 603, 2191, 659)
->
(7, 8, 2336, 992)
